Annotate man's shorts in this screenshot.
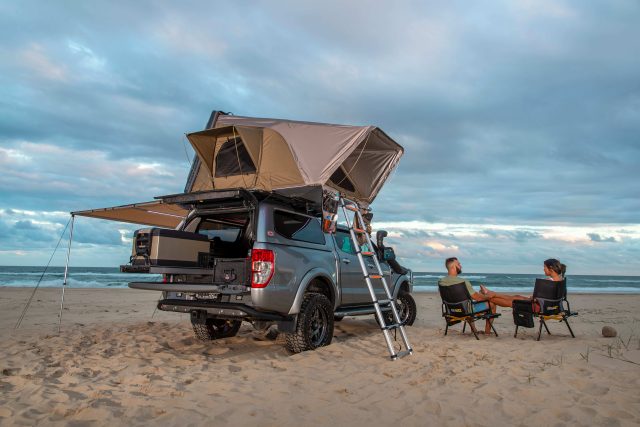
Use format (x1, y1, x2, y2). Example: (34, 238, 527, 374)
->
(472, 301, 490, 313)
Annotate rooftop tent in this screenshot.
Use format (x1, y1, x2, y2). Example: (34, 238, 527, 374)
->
(186, 115, 404, 205)
(72, 200, 188, 228)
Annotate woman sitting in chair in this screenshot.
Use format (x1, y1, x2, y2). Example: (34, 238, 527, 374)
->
(479, 259, 566, 309)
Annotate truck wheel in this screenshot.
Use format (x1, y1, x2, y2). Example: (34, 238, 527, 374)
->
(285, 293, 334, 353)
(377, 292, 417, 327)
(192, 318, 242, 341)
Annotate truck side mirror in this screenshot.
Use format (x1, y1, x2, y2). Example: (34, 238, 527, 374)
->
(383, 247, 396, 262)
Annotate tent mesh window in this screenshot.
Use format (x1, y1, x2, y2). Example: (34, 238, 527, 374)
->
(328, 167, 355, 192)
(214, 136, 257, 178)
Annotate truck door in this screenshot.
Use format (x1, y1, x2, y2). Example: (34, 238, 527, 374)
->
(334, 230, 375, 305)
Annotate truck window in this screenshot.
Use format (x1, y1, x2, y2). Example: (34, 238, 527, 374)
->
(335, 231, 357, 254)
(274, 210, 325, 245)
(197, 221, 242, 242)
(195, 215, 248, 243)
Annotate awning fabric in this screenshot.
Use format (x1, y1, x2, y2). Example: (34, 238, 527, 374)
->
(186, 115, 404, 205)
(72, 201, 188, 228)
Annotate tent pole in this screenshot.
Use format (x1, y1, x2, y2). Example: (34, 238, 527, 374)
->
(58, 214, 75, 334)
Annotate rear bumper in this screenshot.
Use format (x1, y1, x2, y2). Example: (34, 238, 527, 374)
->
(157, 299, 288, 321)
(128, 282, 248, 293)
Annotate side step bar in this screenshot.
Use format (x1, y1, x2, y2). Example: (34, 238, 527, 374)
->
(335, 305, 392, 317)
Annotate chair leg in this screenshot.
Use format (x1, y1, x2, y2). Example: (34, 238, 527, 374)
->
(462, 322, 466, 333)
(564, 316, 575, 338)
(537, 319, 544, 341)
(468, 320, 480, 340)
(490, 319, 499, 337)
(445, 323, 449, 336)
(543, 320, 551, 335)
(514, 325, 519, 338)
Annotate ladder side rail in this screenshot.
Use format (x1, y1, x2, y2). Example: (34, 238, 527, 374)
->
(338, 201, 398, 357)
(352, 207, 412, 350)
(342, 197, 413, 356)
(339, 202, 386, 307)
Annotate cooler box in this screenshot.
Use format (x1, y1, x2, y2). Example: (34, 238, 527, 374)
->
(131, 228, 210, 267)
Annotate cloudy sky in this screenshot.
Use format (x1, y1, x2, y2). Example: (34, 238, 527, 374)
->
(1, 1, 639, 275)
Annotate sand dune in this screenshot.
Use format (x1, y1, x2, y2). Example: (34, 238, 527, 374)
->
(1, 288, 639, 426)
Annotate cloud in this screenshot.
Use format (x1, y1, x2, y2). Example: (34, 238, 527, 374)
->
(0, 0, 638, 272)
(587, 233, 617, 243)
(13, 220, 38, 230)
(19, 43, 68, 81)
(0, 141, 186, 210)
(373, 221, 640, 274)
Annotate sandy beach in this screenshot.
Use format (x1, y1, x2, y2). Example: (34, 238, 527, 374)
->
(1, 287, 639, 426)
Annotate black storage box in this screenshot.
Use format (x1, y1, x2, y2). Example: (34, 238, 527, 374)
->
(214, 258, 250, 286)
(512, 299, 535, 328)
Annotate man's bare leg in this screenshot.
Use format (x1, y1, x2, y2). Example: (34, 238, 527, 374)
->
(485, 301, 496, 334)
(480, 285, 528, 308)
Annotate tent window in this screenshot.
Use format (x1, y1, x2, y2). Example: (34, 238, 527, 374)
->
(329, 167, 355, 192)
(214, 137, 256, 178)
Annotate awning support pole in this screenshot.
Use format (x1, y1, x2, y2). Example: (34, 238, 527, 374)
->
(58, 214, 75, 334)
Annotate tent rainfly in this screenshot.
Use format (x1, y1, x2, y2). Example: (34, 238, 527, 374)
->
(186, 115, 404, 206)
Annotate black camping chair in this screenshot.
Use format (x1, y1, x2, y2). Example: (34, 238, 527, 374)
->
(438, 283, 500, 340)
(512, 278, 578, 340)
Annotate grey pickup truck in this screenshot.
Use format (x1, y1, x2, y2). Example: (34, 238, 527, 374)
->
(122, 189, 416, 353)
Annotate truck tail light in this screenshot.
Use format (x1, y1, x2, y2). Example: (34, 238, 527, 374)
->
(251, 249, 274, 288)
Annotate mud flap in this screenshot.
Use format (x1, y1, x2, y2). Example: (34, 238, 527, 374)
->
(190, 309, 208, 325)
(277, 315, 297, 334)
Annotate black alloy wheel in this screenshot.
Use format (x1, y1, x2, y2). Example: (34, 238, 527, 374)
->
(378, 292, 417, 327)
(284, 292, 334, 353)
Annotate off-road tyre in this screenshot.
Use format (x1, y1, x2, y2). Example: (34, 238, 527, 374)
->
(192, 318, 242, 341)
(377, 292, 417, 327)
(284, 293, 334, 353)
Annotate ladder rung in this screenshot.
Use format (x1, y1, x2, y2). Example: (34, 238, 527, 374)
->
(361, 251, 374, 256)
(353, 227, 366, 233)
(391, 349, 413, 360)
(344, 205, 359, 212)
(381, 323, 402, 330)
(376, 299, 391, 306)
(369, 274, 382, 279)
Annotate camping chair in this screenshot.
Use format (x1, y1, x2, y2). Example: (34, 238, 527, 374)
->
(513, 278, 578, 340)
(439, 283, 500, 340)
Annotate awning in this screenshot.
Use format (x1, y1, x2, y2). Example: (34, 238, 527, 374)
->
(72, 201, 188, 228)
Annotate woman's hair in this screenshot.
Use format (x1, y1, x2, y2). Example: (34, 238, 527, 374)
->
(544, 258, 566, 277)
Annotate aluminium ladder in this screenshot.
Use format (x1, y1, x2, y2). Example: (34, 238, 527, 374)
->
(338, 196, 413, 360)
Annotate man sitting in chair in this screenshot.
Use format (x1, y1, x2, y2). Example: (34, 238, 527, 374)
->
(438, 257, 496, 335)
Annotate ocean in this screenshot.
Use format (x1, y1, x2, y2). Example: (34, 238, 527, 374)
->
(0, 266, 639, 293)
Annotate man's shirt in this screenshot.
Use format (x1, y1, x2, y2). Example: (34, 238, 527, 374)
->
(437, 275, 476, 297)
